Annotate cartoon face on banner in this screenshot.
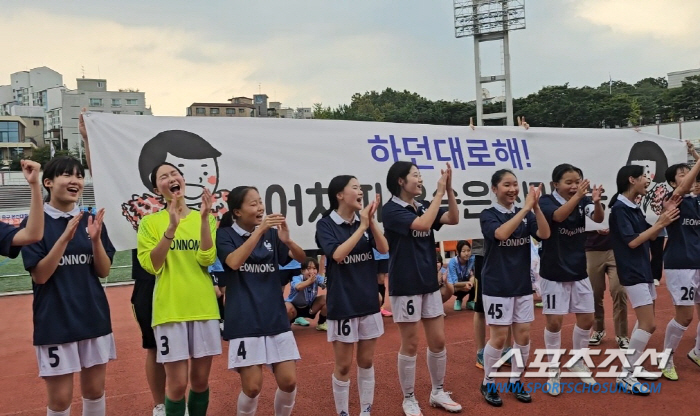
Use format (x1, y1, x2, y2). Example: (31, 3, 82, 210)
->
(626, 140, 671, 216)
(120, 130, 230, 229)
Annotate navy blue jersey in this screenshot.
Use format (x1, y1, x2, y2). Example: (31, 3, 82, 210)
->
(480, 205, 539, 297)
(383, 196, 447, 296)
(131, 248, 155, 281)
(664, 195, 700, 269)
(0, 222, 21, 259)
(315, 211, 379, 320)
(216, 223, 291, 339)
(609, 196, 653, 286)
(21, 207, 115, 346)
(539, 193, 594, 282)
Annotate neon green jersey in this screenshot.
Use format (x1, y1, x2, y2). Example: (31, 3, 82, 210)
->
(137, 209, 219, 326)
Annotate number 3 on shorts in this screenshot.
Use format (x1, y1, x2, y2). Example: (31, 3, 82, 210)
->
(488, 303, 503, 319)
(237, 340, 247, 360)
(160, 335, 169, 356)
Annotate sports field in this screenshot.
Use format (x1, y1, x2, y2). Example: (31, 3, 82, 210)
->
(0, 278, 697, 415)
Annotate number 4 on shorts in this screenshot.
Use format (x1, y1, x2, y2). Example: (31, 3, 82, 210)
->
(237, 340, 247, 360)
(487, 303, 503, 319)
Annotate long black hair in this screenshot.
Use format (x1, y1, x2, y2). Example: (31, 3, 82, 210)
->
(386, 161, 416, 196)
(609, 165, 645, 206)
(322, 175, 356, 218)
(219, 186, 258, 228)
(42, 156, 84, 202)
(138, 130, 221, 191)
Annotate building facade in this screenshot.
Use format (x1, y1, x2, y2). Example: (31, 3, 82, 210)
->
(668, 69, 700, 89)
(186, 97, 255, 117)
(0, 116, 37, 169)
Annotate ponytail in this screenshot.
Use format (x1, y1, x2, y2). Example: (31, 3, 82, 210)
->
(325, 175, 357, 218)
(609, 193, 620, 207)
(612, 165, 645, 207)
(321, 208, 333, 218)
(219, 211, 234, 228)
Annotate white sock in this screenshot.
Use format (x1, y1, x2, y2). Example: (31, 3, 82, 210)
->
(237, 391, 259, 415)
(664, 319, 687, 353)
(695, 322, 700, 355)
(573, 325, 590, 351)
(544, 328, 561, 366)
(482, 343, 503, 385)
(357, 366, 375, 413)
(273, 388, 296, 416)
(627, 329, 652, 371)
(48, 407, 70, 416)
(397, 354, 416, 398)
(332, 374, 350, 415)
(426, 348, 447, 394)
(82, 395, 105, 416)
(510, 342, 530, 383)
(633, 321, 639, 334)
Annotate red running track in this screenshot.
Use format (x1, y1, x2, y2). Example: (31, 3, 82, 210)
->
(0, 282, 697, 415)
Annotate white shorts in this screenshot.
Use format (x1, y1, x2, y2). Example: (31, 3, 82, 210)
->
(482, 294, 534, 326)
(228, 331, 300, 370)
(154, 320, 222, 363)
(540, 277, 595, 315)
(625, 283, 657, 308)
(390, 290, 443, 323)
(327, 312, 384, 343)
(665, 269, 700, 306)
(35, 333, 116, 377)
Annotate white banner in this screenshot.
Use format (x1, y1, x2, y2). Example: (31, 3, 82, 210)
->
(84, 112, 685, 251)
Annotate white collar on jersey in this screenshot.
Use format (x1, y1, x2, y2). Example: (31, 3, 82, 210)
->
(391, 195, 422, 211)
(330, 210, 358, 225)
(493, 202, 516, 214)
(552, 190, 567, 205)
(232, 221, 256, 237)
(617, 194, 638, 209)
(43, 203, 81, 219)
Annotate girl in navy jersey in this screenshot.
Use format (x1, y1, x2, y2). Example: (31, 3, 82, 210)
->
(22, 156, 116, 416)
(0, 159, 43, 257)
(315, 175, 389, 416)
(659, 142, 700, 380)
(479, 169, 550, 407)
(383, 161, 461, 415)
(216, 186, 306, 416)
(537, 164, 604, 393)
(609, 165, 679, 395)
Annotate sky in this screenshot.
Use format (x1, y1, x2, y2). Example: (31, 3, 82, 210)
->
(1, 0, 698, 116)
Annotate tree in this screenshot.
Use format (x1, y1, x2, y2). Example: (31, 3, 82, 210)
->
(628, 98, 642, 127)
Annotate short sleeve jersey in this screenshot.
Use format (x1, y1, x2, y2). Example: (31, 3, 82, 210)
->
(137, 210, 219, 326)
(21, 204, 115, 345)
(383, 196, 447, 296)
(664, 194, 700, 270)
(480, 204, 539, 297)
(315, 211, 380, 320)
(539, 192, 594, 282)
(216, 223, 291, 339)
(0, 222, 21, 259)
(609, 195, 653, 286)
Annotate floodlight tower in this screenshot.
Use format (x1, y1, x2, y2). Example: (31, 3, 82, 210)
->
(454, 0, 526, 126)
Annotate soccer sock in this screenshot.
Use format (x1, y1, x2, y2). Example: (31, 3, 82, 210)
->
(47, 407, 70, 416)
(482, 343, 503, 385)
(236, 391, 259, 415)
(357, 366, 375, 413)
(627, 329, 652, 371)
(332, 374, 350, 415)
(273, 388, 296, 416)
(695, 322, 700, 355)
(318, 314, 327, 325)
(573, 325, 590, 351)
(510, 342, 530, 383)
(378, 284, 386, 305)
(82, 394, 105, 416)
(633, 321, 639, 334)
(426, 348, 446, 394)
(397, 353, 417, 398)
(187, 388, 209, 416)
(164, 396, 186, 416)
(544, 328, 562, 366)
(664, 319, 687, 364)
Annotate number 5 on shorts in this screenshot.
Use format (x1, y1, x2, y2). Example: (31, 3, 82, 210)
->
(48, 346, 60, 368)
(488, 303, 503, 320)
